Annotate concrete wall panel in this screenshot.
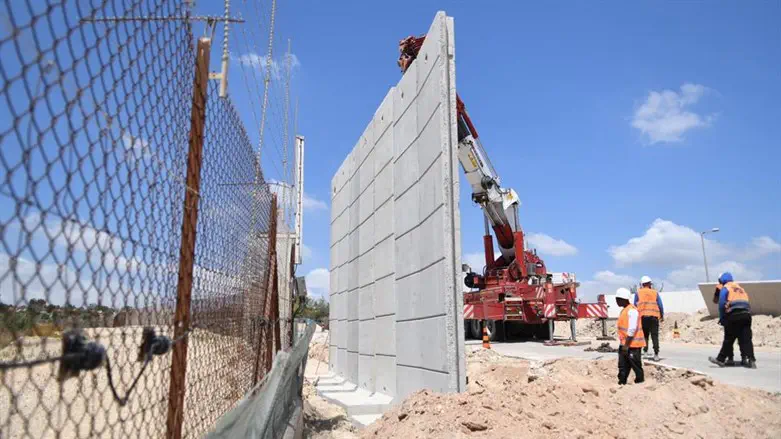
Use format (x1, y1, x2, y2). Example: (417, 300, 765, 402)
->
(347, 352, 358, 383)
(358, 354, 375, 392)
(358, 284, 374, 321)
(374, 355, 396, 396)
(396, 367, 449, 400)
(358, 319, 375, 355)
(328, 11, 464, 400)
(374, 274, 395, 317)
(347, 320, 359, 353)
(699, 281, 781, 317)
(395, 259, 447, 322)
(396, 316, 449, 371)
(374, 314, 396, 356)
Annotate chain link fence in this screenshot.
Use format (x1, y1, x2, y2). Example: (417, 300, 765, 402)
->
(0, 1, 290, 437)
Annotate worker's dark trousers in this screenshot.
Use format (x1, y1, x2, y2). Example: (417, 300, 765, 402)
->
(618, 348, 644, 385)
(718, 313, 755, 362)
(641, 316, 660, 355)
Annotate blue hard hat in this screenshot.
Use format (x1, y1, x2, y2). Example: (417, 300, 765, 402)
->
(718, 272, 733, 284)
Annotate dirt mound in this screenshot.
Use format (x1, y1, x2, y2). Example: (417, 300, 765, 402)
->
(562, 311, 781, 348)
(363, 351, 781, 439)
(308, 326, 330, 363)
(303, 380, 358, 439)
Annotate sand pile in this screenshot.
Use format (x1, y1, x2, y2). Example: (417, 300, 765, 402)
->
(303, 380, 358, 439)
(308, 326, 330, 363)
(303, 327, 356, 439)
(561, 311, 781, 347)
(362, 348, 781, 439)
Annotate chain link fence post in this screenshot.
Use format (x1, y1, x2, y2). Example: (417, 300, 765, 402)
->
(254, 194, 277, 385)
(166, 36, 212, 439)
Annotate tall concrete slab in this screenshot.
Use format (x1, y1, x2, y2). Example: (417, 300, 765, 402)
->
(329, 11, 465, 401)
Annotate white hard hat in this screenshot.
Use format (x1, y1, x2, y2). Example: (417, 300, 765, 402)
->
(640, 275, 652, 285)
(616, 287, 632, 301)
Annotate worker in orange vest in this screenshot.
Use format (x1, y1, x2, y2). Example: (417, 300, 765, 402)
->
(709, 272, 756, 368)
(634, 275, 664, 361)
(712, 280, 735, 365)
(615, 287, 646, 385)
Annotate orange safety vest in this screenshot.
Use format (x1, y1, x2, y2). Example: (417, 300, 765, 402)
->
(636, 287, 661, 319)
(617, 305, 646, 348)
(724, 282, 751, 314)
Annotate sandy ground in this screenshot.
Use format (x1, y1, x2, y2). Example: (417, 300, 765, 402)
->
(555, 311, 781, 348)
(0, 327, 254, 438)
(303, 327, 358, 439)
(363, 348, 781, 439)
(303, 330, 781, 439)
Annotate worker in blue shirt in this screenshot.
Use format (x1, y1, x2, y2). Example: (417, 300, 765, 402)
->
(709, 272, 756, 369)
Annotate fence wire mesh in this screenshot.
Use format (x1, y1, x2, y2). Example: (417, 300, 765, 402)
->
(0, 1, 288, 438)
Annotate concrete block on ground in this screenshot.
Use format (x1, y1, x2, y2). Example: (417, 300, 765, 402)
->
(328, 11, 464, 400)
(699, 281, 781, 317)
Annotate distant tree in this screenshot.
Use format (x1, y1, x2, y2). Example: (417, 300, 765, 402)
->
(28, 299, 47, 313)
(294, 296, 329, 325)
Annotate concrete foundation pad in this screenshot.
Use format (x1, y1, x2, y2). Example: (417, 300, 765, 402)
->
(317, 381, 359, 393)
(315, 376, 393, 425)
(350, 414, 384, 428)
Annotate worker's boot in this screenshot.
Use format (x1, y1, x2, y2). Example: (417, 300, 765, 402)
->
(708, 356, 726, 367)
(741, 358, 757, 369)
(652, 353, 660, 362)
(724, 357, 736, 367)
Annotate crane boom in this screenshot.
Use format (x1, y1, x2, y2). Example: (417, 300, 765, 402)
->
(399, 36, 520, 261)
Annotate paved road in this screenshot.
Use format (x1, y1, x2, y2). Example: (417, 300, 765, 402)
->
(465, 338, 781, 392)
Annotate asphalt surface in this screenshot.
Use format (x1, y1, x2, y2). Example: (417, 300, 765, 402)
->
(465, 338, 781, 393)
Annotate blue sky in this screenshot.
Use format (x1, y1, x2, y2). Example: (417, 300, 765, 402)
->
(1, 1, 779, 306)
(279, 1, 781, 299)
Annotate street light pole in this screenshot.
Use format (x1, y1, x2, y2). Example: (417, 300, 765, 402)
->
(700, 227, 720, 282)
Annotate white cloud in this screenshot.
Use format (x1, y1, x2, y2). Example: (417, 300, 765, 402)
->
(608, 219, 727, 267)
(122, 131, 152, 163)
(268, 179, 327, 212)
(232, 51, 301, 80)
(632, 83, 714, 144)
(526, 233, 578, 256)
(740, 236, 781, 260)
(665, 261, 762, 288)
(303, 193, 327, 211)
(305, 268, 329, 299)
(578, 270, 636, 300)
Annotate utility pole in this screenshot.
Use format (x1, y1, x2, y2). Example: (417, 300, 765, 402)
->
(294, 135, 304, 265)
(283, 38, 292, 226)
(700, 227, 720, 282)
(257, 0, 277, 164)
(219, 0, 231, 97)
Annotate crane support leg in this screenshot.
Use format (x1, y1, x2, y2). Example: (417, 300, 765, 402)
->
(483, 235, 494, 270)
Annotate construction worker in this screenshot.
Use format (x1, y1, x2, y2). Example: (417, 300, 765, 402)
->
(634, 275, 663, 361)
(709, 272, 756, 368)
(712, 280, 735, 365)
(615, 287, 645, 385)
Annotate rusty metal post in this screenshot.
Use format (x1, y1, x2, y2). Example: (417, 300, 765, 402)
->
(272, 251, 281, 353)
(253, 194, 278, 384)
(287, 242, 295, 348)
(166, 37, 211, 439)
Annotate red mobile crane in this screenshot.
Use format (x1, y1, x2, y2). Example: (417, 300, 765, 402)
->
(398, 36, 608, 342)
